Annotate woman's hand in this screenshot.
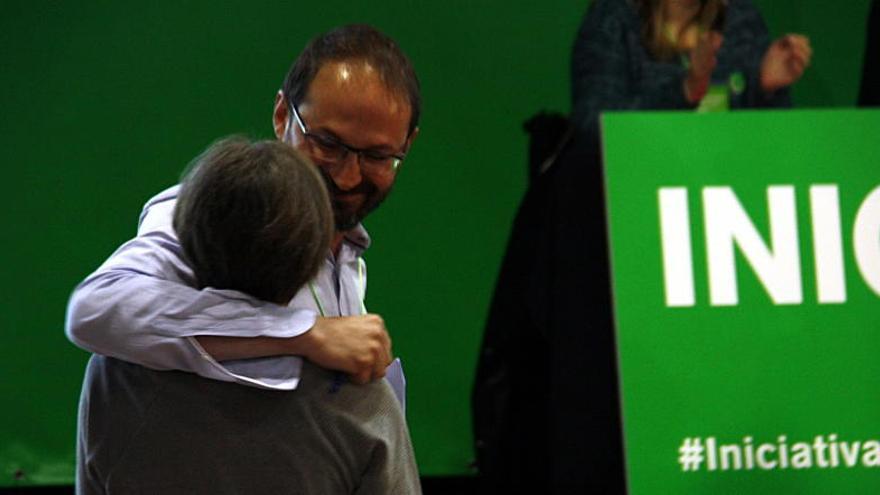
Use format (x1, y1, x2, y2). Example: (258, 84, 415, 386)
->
(760, 34, 812, 93)
(685, 31, 724, 104)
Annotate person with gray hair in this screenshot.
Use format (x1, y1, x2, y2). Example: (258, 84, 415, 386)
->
(75, 137, 420, 494)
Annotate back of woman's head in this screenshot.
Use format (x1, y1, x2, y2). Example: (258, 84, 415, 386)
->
(173, 136, 333, 303)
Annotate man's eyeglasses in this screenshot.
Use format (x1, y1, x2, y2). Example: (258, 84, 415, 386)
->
(289, 104, 405, 177)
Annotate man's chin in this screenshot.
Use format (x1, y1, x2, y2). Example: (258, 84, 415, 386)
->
(331, 193, 387, 232)
(333, 206, 363, 231)
(334, 215, 361, 231)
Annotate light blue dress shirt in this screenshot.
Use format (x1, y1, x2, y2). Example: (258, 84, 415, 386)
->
(66, 185, 402, 394)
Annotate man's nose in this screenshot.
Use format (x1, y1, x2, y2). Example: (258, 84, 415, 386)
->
(330, 152, 363, 191)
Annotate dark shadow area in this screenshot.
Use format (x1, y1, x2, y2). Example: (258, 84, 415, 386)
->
(472, 112, 626, 494)
(1, 476, 481, 495)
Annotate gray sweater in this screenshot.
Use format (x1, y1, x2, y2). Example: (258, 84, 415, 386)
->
(76, 355, 421, 494)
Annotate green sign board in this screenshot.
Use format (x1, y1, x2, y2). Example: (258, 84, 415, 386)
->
(602, 109, 880, 493)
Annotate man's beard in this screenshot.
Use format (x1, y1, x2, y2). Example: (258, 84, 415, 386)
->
(318, 168, 391, 231)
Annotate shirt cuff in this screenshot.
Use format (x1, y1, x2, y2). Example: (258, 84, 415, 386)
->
(177, 301, 317, 390)
(186, 336, 304, 390)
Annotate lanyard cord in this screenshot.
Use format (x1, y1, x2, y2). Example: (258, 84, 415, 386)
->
(308, 256, 366, 317)
(309, 256, 367, 391)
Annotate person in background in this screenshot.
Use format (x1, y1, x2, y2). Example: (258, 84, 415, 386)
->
(76, 137, 420, 494)
(474, 2, 811, 493)
(571, 0, 812, 138)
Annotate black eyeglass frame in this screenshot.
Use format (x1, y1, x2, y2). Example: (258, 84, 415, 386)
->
(289, 103, 406, 175)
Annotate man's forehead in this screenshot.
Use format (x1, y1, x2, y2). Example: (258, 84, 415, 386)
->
(304, 62, 409, 119)
(298, 60, 411, 147)
(307, 61, 404, 105)
(318, 59, 377, 83)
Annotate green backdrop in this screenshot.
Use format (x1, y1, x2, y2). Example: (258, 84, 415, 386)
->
(0, 0, 872, 487)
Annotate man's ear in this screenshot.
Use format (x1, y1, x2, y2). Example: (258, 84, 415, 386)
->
(273, 90, 289, 140)
(404, 126, 420, 152)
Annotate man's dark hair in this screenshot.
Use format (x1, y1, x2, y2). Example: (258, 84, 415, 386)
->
(173, 136, 333, 304)
(282, 24, 421, 135)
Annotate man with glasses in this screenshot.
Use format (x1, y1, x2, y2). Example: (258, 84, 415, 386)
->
(66, 24, 420, 479)
(67, 23, 419, 390)
(287, 103, 407, 230)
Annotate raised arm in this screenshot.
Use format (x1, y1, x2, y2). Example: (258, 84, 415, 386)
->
(65, 187, 391, 388)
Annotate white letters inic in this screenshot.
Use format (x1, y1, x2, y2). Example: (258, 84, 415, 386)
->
(658, 188, 695, 307)
(657, 184, 880, 307)
(854, 186, 880, 296)
(810, 185, 847, 303)
(703, 186, 802, 306)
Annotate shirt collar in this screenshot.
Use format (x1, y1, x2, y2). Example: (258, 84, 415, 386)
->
(342, 223, 371, 252)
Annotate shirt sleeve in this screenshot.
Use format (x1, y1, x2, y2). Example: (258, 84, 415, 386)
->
(571, 0, 695, 136)
(65, 189, 316, 390)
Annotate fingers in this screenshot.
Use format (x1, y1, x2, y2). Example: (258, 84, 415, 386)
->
(371, 358, 388, 380)
(372, 317, 392, 380)
(696, 31, 723, 54)
(783, 34, 811, 82)
(791, 43, 812, 69)
(788, 58, 806, 80)
(786, 34, 811, 52)
(781, 34, 813, 66)
(366, 317, 391, 380)
(351, 313, 393, 383)
(300, 314, 394, 384)
(351, 370, 371, 385)
(352, 342, 389, 384)
(364, 313, 393, 366)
